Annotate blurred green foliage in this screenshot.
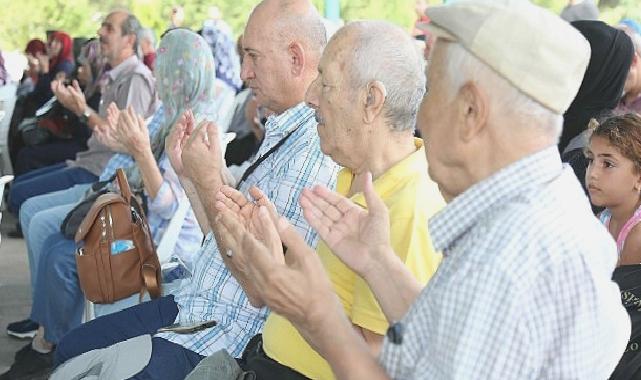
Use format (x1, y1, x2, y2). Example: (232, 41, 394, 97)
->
(0, 0, 639, 51)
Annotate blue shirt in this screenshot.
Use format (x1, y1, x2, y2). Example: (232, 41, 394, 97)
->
(157, 102, 339, 357)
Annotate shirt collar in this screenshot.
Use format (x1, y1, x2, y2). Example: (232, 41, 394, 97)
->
(264, 102, 314, 138)
(338, 138, 426, 206)
(429, 145, 563, 254)
(107, 55, 139, 81)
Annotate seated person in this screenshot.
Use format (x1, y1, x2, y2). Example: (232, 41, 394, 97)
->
(206, 20, 445, 379)
(7, 11, 157, 225)
(585, 113, 641, 379)
(0, 28, 213, 379)
(13, 38, 106, 176)
(53, 1, 338, 378)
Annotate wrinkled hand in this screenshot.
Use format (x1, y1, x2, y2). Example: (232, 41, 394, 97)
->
(94, 103, 128, 153)
(299, 172, 391, 277)
(113, 105, 150, 157)
(215, 185, 277, 233)
(213, 186, 279, 307)
(165, 109, 195, 177)
(182, 120, 223, 187)
(233, 206, 340, 333)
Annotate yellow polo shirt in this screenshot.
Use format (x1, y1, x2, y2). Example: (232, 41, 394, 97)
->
(262, 138, 445, 379)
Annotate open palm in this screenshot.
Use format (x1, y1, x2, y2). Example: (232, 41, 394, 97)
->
(299, 172, 391, 276)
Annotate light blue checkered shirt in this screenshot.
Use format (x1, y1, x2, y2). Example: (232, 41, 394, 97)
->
(98, 105, 165, 181)
(380, 146, 630, 379)
(157, 102, 339, 357)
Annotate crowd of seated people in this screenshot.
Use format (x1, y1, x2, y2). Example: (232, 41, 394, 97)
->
(1, 0, 641, 379)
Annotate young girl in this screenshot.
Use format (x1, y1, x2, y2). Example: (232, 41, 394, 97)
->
(586, 113, 641, 265)
(586, 113, 641, 380)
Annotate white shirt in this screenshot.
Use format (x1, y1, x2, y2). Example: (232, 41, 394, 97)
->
(380, 146, 630, 379)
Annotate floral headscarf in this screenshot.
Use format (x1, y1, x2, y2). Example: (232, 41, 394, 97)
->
(201, 19, 242, 92)
(126, 28, 218, 191)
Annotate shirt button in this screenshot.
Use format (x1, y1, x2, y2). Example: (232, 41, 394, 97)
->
(386, 322, 404, 345)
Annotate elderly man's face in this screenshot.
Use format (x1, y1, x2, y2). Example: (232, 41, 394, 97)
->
(305, 34, 365, 168)
(240, 10, 294, 114)
(98, 12, 129, 64)
(417, 42, 464, 201)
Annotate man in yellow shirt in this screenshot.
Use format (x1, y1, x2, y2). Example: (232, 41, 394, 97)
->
(207, 19, 445, 379)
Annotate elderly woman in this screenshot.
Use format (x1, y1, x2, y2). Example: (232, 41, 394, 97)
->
(1, 29, 220, 379)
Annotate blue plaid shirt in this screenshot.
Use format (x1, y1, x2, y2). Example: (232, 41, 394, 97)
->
(98, 105, 165, 181)
(380, 147, 630, 379)
(158, 103, 339, 357)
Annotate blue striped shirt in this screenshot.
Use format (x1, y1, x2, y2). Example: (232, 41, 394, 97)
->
(380, 147, 630, 379)
(158, 102, 339, 357)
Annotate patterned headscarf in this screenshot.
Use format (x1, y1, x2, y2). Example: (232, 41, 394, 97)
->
(200, 19, 242, 92)
(126, 28, 218, 191)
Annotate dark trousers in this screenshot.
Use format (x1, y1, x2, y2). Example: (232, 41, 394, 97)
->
(8, 162, 97, 213)
(55, 295, 205, 380)
(14, 140, 87, 176)
(239, 335, 309, 380)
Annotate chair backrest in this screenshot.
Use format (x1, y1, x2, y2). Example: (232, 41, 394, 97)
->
(155, 197, 190, 264)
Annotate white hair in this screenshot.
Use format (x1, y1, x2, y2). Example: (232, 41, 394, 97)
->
(343, 20, 426, 132)
(441, 42, 563, 140)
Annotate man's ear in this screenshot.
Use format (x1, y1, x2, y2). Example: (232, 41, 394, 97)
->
(288, 41, 306, 77)
(457, 82, 489, 142)
(363, 81, 387, 124)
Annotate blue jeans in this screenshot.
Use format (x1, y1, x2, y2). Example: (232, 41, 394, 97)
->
(55, 296, 205, 380)
(30, 232, 81, 344)
(8, 163, 97, 213)
(20, 184, 90, 295)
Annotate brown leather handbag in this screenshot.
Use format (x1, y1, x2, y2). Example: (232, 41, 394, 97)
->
(74, 168, 162, 304)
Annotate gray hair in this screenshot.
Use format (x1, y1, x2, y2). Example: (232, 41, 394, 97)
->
(138, 28, 156, 48)
(120, 13, 143, 58)
(440, 41, 563, 139)
(341, 20, 426, 132)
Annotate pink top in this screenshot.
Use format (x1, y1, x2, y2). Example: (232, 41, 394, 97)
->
(599, 205, 641, 256)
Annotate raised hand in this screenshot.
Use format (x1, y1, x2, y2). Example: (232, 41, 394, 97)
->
(66, 80, 88, 116)
(299, 172, 391, 277)
(165, 109, 195, 177)
(182, 120, 223, 187)
(215, 185, 277, 233)
(114, 105, 151, 157)
(94, 102, 128, 153)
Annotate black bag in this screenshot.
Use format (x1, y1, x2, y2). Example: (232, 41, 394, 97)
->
(609, 264, 641, 380)
(60, 177, 114, 239)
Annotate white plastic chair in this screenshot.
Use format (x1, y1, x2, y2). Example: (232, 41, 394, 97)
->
(0, 83, 18, 175)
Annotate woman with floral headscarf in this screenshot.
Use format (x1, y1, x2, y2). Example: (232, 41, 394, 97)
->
(1, 29, 222, 378)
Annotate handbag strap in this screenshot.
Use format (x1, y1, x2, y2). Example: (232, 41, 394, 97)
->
(115, 168, 133, 203)
(236, 128, 298, 189)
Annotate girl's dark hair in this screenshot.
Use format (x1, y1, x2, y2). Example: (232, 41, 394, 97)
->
(590, 113, 641, 172)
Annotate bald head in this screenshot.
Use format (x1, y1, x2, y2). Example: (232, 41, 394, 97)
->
(250, 0, 326, 63)
(241, 0, 327, 113)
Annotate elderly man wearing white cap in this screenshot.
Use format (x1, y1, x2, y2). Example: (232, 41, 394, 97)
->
(216, 0, 631, 379)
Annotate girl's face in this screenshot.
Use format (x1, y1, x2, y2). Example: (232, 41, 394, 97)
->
(586, 135, 641, 208)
